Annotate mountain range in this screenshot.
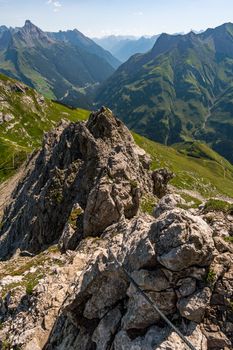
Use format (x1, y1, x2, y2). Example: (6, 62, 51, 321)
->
(0, 20, 120, 108)
(48, 30, 120, 69)
(1, 72, 233, 199)
(1, 20, 233, 165)
(1, 9, 233, 350)
(1, 66, 233, 350)
(96, 22, 233, 163)
(93, 35, 160, 61)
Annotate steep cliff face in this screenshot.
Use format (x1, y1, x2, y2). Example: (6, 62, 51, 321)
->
(0, 110, 232, 350)
(0, 108, 155, 259)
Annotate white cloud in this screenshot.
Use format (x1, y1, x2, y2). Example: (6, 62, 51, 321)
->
(47, 0, 62, 12)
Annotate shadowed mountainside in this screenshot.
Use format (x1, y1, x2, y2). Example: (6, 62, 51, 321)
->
(96, 23, 233, 163)
(0, 21, 119, 108)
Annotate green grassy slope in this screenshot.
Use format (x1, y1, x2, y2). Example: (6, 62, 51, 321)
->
(0, 73, 90, 182)
(133, 134, 233, 198)
(0, 21, 116, 109)
(96, 23, 233, 164)
(1, 72, 232, 199)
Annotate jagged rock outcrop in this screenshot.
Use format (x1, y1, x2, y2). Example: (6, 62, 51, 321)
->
(113, 323, 208, 350)
(153, 193, 186, 218)
(150, 208, 214, 271)
(0, 111, 232, 350)
(0, 107, 154, 259)
(40, 198, 232, 350)
(152, 168, 174, 198)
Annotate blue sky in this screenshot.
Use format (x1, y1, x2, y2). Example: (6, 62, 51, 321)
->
(1, 0, 233, 37)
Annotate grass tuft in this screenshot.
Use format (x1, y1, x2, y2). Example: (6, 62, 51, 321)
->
(203, 199, 233, 213)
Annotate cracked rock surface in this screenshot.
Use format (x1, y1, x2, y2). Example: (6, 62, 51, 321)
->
(0, 107, 154, 258)
(0, 109, 232, 349)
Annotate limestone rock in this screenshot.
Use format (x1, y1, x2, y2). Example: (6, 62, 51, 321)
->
(176, 277, 197, 298)
(122, 288, 176, 330)
(153, 193, 185, 218)
(113, 327, 169, 350)
(156, 323, 208, 350)
(103, 215, 157, 272)
(58, 223, 76, 252)
(205, 330, 232, 349)
(150, 208, 215, 271)
(83, 178, 125, 237)
(0, 108, 231, 350)
(114, 323, 207, 350)
(177, 287, 212, 323)
(92, 306, 122, 350)
(152, 168, 174, 198)
(0, 108, 154, 259)
(214, 236, 233, 253)
(0, 112, 14, 124)
(67, 252, 128, 322)
(10, 82, 27, 93)
(0, 275, 23, 287)
(128, 269, 170, 293)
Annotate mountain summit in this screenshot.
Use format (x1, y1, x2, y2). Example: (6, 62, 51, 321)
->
(24, 19, 34, 26)
(0, 21, 119, 108)
(48, 28, 120, 69)
(14, 20, 54, 47)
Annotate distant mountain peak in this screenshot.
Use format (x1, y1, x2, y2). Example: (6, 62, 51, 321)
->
(0, 20, 119, 108)
(150, 30, 200, 58)
(73, 28, 81, 34)
(97, 21, 233, 164)
(47, 29, 121, 68)
(0, 25, 8, 32)
(201, 22, 233, 38)
(16, 20, 53, 47)
(22, 20, 43, 34)
(187, 30, 197, 37)
(24, 20, 33, 27)
(151, 32, 181, 57)
(218, 22, 233, 29)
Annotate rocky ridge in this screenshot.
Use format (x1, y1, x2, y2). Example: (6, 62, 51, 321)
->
(0, 109, 232, 349)
(0, 107, 155, 258)
(0, 72, 90, 185)
(0, 21, 119, 108)
(96, 22, 233, 164)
